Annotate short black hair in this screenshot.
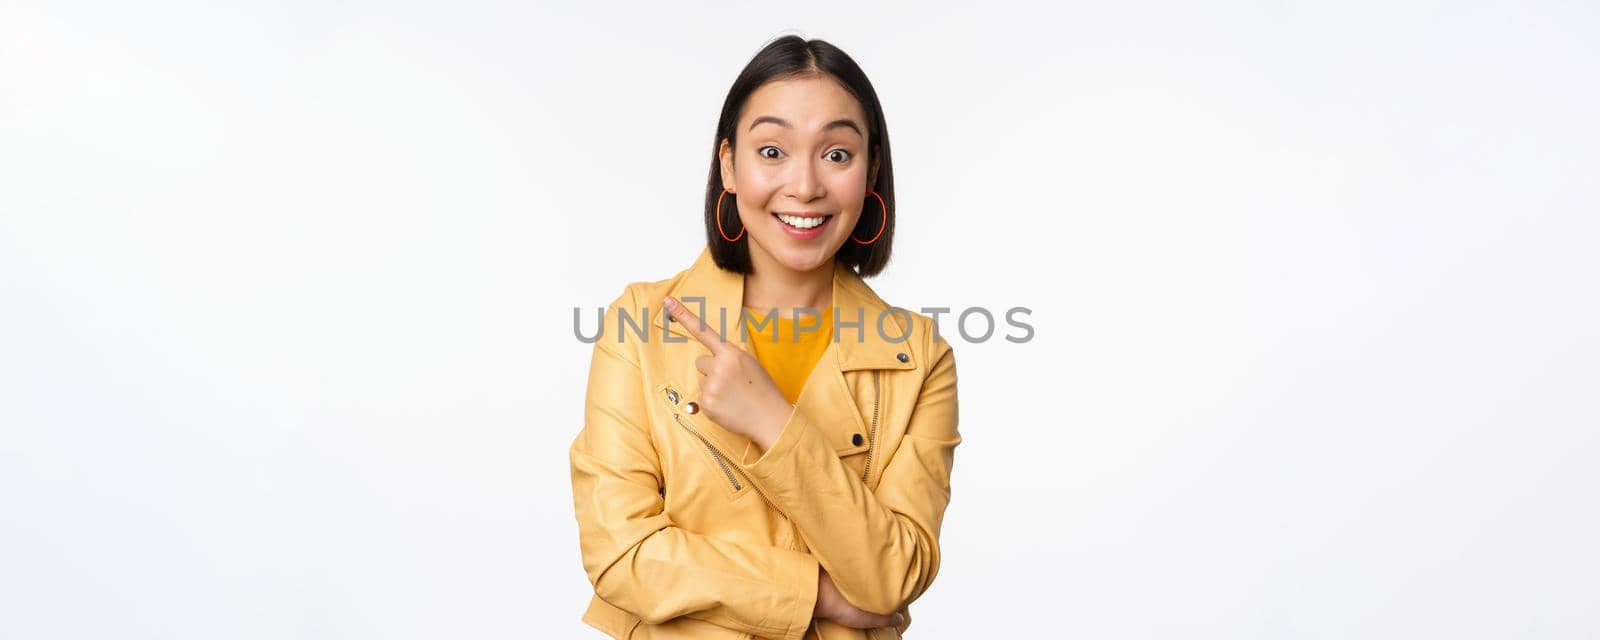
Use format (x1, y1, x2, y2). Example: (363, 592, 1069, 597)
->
(704, 35, 895, 278)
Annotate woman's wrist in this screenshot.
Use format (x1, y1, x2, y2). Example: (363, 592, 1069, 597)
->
(750, 398, 795, 453)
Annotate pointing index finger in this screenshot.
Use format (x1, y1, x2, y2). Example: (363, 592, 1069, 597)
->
(664, 296, 729, 352)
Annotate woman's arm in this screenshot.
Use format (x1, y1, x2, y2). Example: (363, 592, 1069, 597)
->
(569, 290, 817, 640)
(735, 323, 961, 617)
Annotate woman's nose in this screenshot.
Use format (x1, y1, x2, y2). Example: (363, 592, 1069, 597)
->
(787, 159, 825, 200)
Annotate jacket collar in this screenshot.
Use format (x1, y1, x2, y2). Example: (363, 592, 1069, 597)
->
(659, 246, 917, 373)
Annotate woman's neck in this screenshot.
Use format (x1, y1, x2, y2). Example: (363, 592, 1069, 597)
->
(743, 249, 834, 316)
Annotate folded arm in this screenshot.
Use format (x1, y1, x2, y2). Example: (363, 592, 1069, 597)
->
(736, 332, 961, 616)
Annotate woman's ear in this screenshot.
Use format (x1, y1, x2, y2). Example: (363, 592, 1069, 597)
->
(719, 138, 736, 192)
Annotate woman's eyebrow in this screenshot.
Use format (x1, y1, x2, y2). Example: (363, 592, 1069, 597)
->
(748, 115, 863, 138)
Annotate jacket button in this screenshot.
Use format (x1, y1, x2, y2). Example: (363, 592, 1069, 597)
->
(852, 433, 864, 446)
(685, 401, 700, 415)
(665, 389, 679, 404)
(896, 352, 909, 363)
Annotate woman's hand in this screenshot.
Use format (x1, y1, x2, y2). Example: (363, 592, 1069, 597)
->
(814, 568, 905, 629)
(664, 296, 793, 451)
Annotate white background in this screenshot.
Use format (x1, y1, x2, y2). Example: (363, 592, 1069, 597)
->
(3, 1, 1597, 638)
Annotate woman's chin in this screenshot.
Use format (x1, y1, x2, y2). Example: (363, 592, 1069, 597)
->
(768, 242, 843, 273)
(747, 225, 848, 273)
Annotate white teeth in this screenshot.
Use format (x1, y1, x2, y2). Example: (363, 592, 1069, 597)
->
(776, 213, 829, 229)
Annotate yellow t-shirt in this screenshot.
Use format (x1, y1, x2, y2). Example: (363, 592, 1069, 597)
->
(742, 306, 834, 405)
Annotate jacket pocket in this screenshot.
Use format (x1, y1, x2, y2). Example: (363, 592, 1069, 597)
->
(658, 383, 749, 499)
(674, 412, 748, 496)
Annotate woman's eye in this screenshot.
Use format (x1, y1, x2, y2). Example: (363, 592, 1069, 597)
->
(826, 149, 852, 163)
(758, 146, 784, 159)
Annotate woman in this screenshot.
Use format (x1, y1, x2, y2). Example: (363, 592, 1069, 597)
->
(569, 36, 960, 640)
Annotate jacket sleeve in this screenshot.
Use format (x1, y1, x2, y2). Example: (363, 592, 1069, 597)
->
(569, 290, 819, 640)
(736, 324, 960, 616)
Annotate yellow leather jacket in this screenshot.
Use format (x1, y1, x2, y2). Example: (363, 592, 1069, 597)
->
(569, 247, 961, 639)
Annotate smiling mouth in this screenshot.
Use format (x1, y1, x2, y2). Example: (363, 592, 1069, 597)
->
(772, 213, 834, 231)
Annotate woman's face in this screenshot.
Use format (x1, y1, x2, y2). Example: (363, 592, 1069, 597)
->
(720, 74, 877, 274)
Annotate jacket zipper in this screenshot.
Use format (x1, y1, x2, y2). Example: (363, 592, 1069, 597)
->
(673, 413, 741, 491)
(860, 370, 881, 483)
(672, 413, 790, 522)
